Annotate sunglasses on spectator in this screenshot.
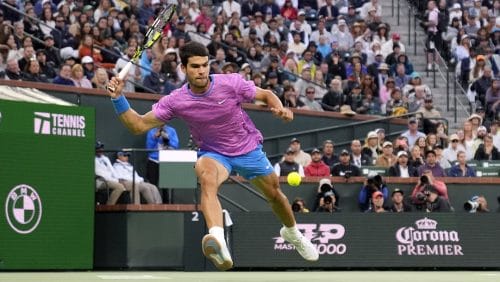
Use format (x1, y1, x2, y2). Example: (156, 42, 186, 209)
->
(306, 91, 315, 94)
(451, 140, 459, 143)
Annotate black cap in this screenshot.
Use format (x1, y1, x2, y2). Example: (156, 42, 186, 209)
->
(290, 137, 300, 143)
(392, 188, 404, 196)
(36, 49, 46, 55)
(425, 149, 436, 156)
(311, 148, 321, 154)
(433, 144, 443, 150)
(44, 34, 54, 40)
(476, 105, 485, 112)
(95, 141, 104, 149)
(117, 151, 131, 157)
(340, 149, 349, 155)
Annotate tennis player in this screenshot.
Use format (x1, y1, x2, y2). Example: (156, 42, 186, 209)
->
(107, 41, 318, 270)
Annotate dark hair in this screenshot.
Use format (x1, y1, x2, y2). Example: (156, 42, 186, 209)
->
(179, 41, 209, 66)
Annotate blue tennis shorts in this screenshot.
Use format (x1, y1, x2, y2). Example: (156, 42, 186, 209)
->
(198, 145, 274, 180)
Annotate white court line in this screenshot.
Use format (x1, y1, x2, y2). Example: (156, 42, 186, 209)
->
(97, 274, 171, 280)
(478, 274, 500, 277)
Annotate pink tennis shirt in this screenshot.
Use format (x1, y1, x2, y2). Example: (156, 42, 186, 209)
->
(152, 73, 263, 156)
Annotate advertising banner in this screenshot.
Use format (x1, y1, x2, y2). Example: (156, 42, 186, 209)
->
(231, 212, 500, 268)
(0, 100, 95, 269)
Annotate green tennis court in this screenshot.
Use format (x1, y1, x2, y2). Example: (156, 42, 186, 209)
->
(1, 271, 499, 282)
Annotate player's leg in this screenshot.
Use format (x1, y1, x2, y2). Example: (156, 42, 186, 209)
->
(250, 173, 295, 227)
(195, 156, 233, 270)
(251, 173, 319, 262)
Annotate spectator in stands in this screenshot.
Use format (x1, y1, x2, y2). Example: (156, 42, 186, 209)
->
(420, 96, 442, 133)
(401, 117, 426, 146)
(52, 15, 75, 48)
(376, 141, 397, 167)
(89, 67, 107, 90)
(321, 78, 344, 111)
(3, 58, 23, 80)
(304, 148, 330, 177)
(301, 87, 324, 111)
(492, 120, 500, 149)
(471, 66, 493, 107)
(18, 46, 35, 72)
(385, 87, 408, 116)
(359, 174, 389, 213)
(321, 139, 338, 167)
(474, 134, 500, 160)
(364, 191, 388, 213)
(462, 120, 477, 160)
(286, 138, 311, 167)
(449, 151, 477, 177)
(443, 133, 466, 164)
(100, 32, 121, 64)
(80, 56, 95, 80)
(418, 149, 446, 176)
(280, 84, 304, 108)
(142, 59, 164, 94)
(331, 149, 361, 177)
(388, 150, 418, 177)
(53, 64, 75, 86)
(434, 144, 451, 169)
(393, 63, 410, 89)
(112, 151, 162, 204)
(70, 63, 92, 88)
(362, 131, 381, 163)
(473, 125, 488, 151)
(486, 77, 500, 119)
(379, 77, 395, 115)
(274, 147, 305, 177)
(35, 49, 56, 79)
(78, 34, 102, 64)
(242, 0, 261, 18)
(95, 141, 132, 205)
(382, 33, 405, 58)
(345, 82, 364, 113)
(291, 197, 310, 213)
(43, 35, 61, 68)
(145, 125, 179, 187)
(389, 188, 413, 212)
(350, 139, 372, 167)
(409, 143, 424, 169)
(372, 61, 389, 91)
(23, 58, 48, 83)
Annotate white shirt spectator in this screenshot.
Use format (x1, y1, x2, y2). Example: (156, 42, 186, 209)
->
(95, 155, 119, 182)
(222, 0, 241, 19)
(113, 159, 144, 184)
(442, 144, 466, 164)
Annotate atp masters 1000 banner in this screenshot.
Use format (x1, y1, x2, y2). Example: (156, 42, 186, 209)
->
(0, 100, 95, 269)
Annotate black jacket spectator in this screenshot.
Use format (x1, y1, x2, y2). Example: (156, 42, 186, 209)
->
(321, 90, 344, 111)
(143, 72, 164, 94)
(318, 5, 339, 20)
(241, 1, 261, 18)
(474, 144, 500, 160)
(331, 163, 361, 177)
(388, 164, 419, 177)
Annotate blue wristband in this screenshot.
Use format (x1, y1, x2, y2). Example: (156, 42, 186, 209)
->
(111, 95, 131, 115)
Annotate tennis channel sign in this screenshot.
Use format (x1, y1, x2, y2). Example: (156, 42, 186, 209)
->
(0, 100, 95, 269)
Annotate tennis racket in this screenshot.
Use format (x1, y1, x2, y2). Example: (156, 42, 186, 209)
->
(108, 4, 177, 91)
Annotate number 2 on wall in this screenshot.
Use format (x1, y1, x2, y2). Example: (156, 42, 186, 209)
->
(191, 211, 199, 222)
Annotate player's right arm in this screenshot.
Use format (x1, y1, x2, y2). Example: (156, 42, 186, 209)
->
(107, 76, 164, 135)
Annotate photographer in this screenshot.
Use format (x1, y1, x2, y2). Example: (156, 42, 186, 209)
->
(365, 191, 388, 213)
(358, 174, 389, 212)
(317, 195, 340, 213)
(145, 125, 180, 187)
(313, 178, 340, 211)
(291, 197, 310, 213)
(464, 195, 489, 213)
(422, 185, 452, 212)
(411, 169, 449, 210)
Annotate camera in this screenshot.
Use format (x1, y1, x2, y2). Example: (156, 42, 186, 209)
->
(420, 175, 429, 185)
(320, 184, 332, 194)
(464, 196, 480, 212)
(344, 170, 352, 179)
(323, 196, 333, 205)
(416, 189, 431, 202)
(291, 202, 301, 212)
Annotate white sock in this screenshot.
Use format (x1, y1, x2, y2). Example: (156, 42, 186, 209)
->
(209, 226, 226, 243)
(283, 225, 301, 237)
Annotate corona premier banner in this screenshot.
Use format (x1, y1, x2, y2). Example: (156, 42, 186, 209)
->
(231, 213, 500, 268)
(0, 100, 95, 269)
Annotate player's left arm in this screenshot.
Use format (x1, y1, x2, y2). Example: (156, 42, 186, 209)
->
(255, 87, 293, 122)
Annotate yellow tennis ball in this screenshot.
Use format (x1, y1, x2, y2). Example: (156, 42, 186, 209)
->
(287, 172, 301, 187)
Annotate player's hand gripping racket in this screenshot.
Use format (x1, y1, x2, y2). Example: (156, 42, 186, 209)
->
(107, 4, 176, 92)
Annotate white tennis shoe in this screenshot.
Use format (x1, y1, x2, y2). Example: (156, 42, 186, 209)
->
(280, 226, 319, 261)
(202, 234, 234, 271)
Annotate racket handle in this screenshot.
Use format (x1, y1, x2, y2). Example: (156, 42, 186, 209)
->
(118, 61, 133, 80)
